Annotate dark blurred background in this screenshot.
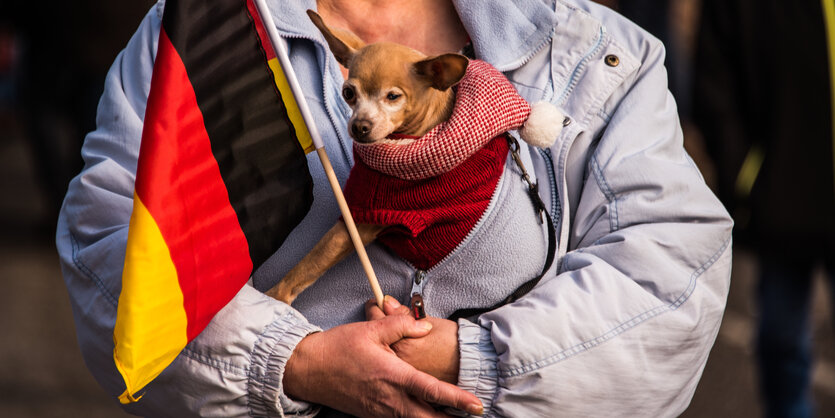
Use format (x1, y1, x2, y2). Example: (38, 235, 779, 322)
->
(0, 0, 832, 416)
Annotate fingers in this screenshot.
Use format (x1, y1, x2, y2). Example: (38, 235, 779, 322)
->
(403, 397, 456, 418)
(383, 297, 412, 316)
(374, 313, 433, 345)
(365, 296, 412, 320)
(402, 370, 484, 416)
(365, 298, 386, 320)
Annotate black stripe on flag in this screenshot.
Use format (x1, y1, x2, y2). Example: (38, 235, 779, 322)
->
(161, 0, 314, 268)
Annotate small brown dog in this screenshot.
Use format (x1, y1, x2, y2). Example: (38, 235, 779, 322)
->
(265, 11, 469, 305)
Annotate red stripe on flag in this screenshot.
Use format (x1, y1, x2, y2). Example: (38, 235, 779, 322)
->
(136, 28, 254, 340)
(246, 0, 276, 61)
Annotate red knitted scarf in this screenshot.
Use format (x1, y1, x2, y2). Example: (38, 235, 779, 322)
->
(344, 138, 508, 270)
(343, 60, 528, 269)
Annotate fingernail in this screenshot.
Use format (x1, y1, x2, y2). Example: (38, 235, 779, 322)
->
(384, 295, 401, 308)
(467, 403, 484, 416)
(417, 320, 432, 331)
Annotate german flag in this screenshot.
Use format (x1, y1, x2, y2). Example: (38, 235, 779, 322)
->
(114, 0, 314, 403)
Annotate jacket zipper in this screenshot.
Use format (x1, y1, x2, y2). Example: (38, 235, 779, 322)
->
(409, 270, 428, 319)
(538, 148, 561, 222)
(553, 123, 578, 273)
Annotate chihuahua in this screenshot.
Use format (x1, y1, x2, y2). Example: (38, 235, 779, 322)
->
(265, 10, 469, 305)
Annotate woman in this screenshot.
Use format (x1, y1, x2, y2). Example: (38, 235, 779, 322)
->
(57, 0, 733, 416)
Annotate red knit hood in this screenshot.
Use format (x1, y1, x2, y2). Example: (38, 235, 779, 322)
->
(344, 138, 508, 270)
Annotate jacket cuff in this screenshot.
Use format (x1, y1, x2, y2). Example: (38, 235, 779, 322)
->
(248, 309, 322, 417)
(457, 319, 499, 416)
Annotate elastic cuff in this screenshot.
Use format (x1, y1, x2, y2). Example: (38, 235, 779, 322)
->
(248, 310, 322, 417)
(457, 319, 499, 416)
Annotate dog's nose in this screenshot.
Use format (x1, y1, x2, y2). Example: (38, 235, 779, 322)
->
(351, 120, 372, 141)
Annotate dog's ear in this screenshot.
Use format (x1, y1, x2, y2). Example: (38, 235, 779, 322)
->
(307, 10, 365, 68)
(413, 54, 469, 91)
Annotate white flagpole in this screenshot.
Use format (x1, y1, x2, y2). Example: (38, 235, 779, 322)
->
(252, 0, 384, 309)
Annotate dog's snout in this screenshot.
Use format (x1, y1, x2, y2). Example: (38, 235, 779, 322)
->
(351, 120, 372, 141)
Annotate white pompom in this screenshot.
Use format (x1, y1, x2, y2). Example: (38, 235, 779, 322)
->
(519, 101, 564, 148)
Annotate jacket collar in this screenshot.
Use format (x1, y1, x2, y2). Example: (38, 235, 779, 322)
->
(452, 0, 557, 71)
(267, 0, 557, 72)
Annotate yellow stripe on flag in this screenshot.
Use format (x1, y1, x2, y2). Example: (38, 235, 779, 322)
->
(269, 57, 316, 153)
(114, 194, 189, 404)
(822, 0, 835, 197)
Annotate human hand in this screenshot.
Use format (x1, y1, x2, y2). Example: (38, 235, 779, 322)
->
(365, 297, 461, 385)
(283, 310, 482, 417)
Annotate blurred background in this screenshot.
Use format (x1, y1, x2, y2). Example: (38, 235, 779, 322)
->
(0, 0, 832, 416)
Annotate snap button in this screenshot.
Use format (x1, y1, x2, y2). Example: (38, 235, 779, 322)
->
(562, 116, 571, 127)
(605, 54, 620, 67)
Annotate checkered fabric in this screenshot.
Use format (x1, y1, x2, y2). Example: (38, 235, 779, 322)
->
(353, 59, 531, 180)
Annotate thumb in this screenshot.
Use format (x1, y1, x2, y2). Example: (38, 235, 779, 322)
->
(374, 314, 432, 345)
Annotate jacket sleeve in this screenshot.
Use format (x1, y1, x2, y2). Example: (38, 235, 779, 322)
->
(455, 37, 734, 417)
(55, 3, 321, 416)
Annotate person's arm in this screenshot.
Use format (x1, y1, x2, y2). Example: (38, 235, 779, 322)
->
(56, 4, 323, 416)
(469, 43, 731, 417)
(57, 3, 480, 416)
(432, 38, 730, 416)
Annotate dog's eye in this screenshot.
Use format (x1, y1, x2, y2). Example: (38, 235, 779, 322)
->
(386, 92, 402, 101)
(342, 87, 355, 102)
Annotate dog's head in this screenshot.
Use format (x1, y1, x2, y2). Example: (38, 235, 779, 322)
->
(307, 10, 468, 143)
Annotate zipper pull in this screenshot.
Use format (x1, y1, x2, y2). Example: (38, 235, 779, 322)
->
(410, 270, 427, 319)
(410, 293, 426, 319)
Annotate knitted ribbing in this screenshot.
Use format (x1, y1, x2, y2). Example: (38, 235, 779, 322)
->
(343, 137, 508, 270)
